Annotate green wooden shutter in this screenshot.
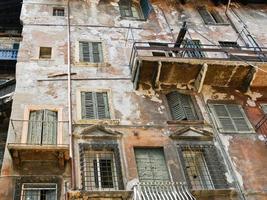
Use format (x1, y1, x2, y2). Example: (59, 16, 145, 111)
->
(42, 110, 57, 144)
(185, 39, 205, 58)
(79, 42, 90, 62)
(210, 104, 252, 133)
(135, 148, 169, 182)
(227, 104, 251, 132)
(198, 7, 216, 24)
(96, 92, 110, 119)
(166, 92, 197, 120)
(81, 92, 96, 119)
(92, 42, 103, 63)
(140, 0, 153, 20)
(210, 104, 235, 132)
(28, 110, 43, 144)
(119, 0, 133, 17)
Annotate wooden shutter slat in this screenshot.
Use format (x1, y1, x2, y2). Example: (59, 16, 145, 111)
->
(210, 10, 225, 24)
(80, 42, 90, 62)
(81, 92, 95, 119)
(42, 110, 57, 144)
(28, 110, 43, 144)
(167, 92, 186, 120)
(96, 92, 110, 119)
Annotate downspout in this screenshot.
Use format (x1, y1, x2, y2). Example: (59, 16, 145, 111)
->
(67, 0, 76, 190)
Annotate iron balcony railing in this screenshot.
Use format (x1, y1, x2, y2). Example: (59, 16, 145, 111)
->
(133, 182, 196, 200)
(129, 42, 267, 72)
(255, 114, 267, 136)
(0, 79, 15, 107)
(0, 49, 18, 60)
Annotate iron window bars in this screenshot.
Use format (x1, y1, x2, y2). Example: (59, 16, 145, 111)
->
(178, 144, 229, 190)
(79, 143, 123, 191)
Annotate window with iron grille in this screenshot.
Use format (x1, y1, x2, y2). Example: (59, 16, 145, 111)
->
(134, 148, 169, 182)
(28, 110, 58, 144)
(209, 103, 254, 133)
(166, 92, 199, 120)
(53, 7, 65, 16)
(198, 6, 227, 25)
(183, 39, 205, 58)
(119, 0, 153, 20)
(20, 183, 57, 200)
(178, 144, 229, 190)
(81, 91, 110, 120)
(219, 41, 240, 49)
(79, 143, 123, 191)
(79, 42, 103, 63)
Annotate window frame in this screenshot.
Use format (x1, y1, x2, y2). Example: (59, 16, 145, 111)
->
(76, 89, 116, 123)
(177, 142, 229, 190)
(209, 103, 254, 134)
(52, 7, 65, 16)
(39, 47, 52, 59)
(21, 105, 64, 145)
(79, 41, 104, 63)
(79, 142, 124, 191)
(260, 104, 267, 114)
(197, 6, 229, 26)
(20, 183, 57, 200)
(164, 91, 202, 122)
(119, 1, 144, 20)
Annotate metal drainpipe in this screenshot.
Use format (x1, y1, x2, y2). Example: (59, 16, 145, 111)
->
(67, 0, 76, 190)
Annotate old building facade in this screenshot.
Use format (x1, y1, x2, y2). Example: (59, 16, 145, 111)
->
(0, 0, 267, 199)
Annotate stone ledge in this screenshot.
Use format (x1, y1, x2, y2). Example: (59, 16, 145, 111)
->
(68, 190, 133, 200)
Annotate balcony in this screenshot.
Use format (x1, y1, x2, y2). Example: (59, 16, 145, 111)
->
(0, 49, 18, 60)
(130, 42, 267, 92)
(7, 120, 69, 170)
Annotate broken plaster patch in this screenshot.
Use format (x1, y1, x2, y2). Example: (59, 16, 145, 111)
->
(245, 89, 263, 101)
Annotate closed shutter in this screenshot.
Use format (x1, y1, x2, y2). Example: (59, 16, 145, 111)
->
(92, 42, 103, 63)
(42, 110, 57, 144)
(140, 0, 153, 20)
(135, 148, 169, 182)
(81, 92, 110, 119)
(79, 42, 90, 62)
(166, 92, 198, 120)
(28, 110, 43, 144)
(203, 146, 228, 189)
(81, 92, 96, 119)
(96, 92, 110, 119)
(210, 104, 253, 133)
(198, 7, 215, 24)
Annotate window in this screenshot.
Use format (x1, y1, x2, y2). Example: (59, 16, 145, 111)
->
(80, 143, 123, 191)
(39, 47, 52, 59)
(198, 6, 227, 25)
(219, 41, 240, 49)
(209, 104, 254, 133)
(53, 7, 65, 16)
(183, 39, 205, 58)
(166, 92, 198, 120)
(81, 91, 110, 120)
(178, 144, 228, 190)
(27, 110, 57, 144)
(119, 0, 153, 20)
(20, 183, 57, 200)
(261, 104, 267, 114)
(135, 148, 169, 182)
(79, 42, 103, 63)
